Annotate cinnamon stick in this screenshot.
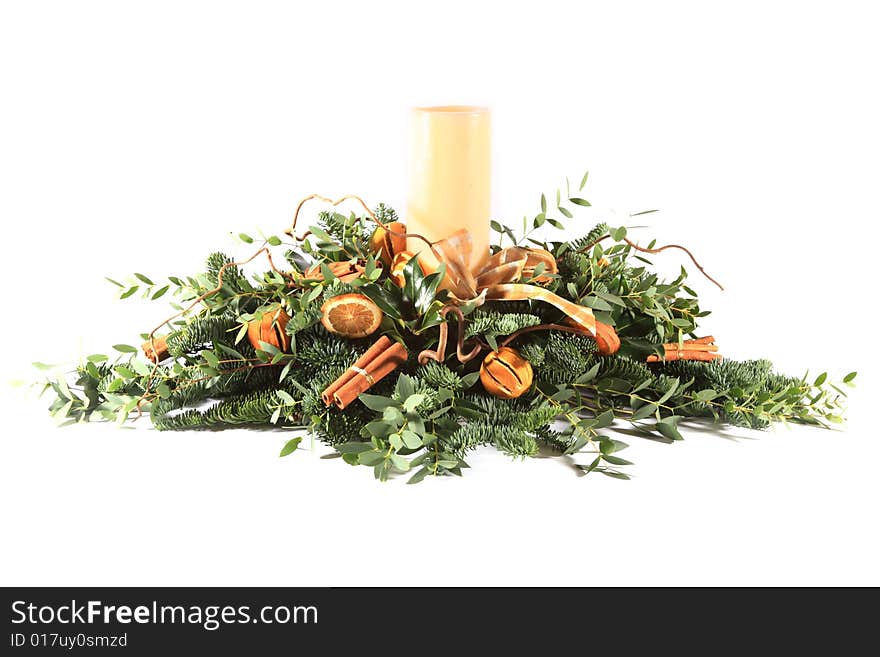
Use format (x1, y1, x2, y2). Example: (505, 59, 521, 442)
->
(321, 335, 394, 406)
(332, 341, 408, 409)
(646, 336, 722, 363)
(647, 350, 722, 363)
(142, 335, 170, 363)
(657, 343, 719, 353)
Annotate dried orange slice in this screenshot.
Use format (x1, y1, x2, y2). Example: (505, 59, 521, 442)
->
(320, 293, 383, 338)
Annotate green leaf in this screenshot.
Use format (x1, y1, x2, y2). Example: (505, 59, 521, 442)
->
(578, 456, 602, 474)
(361, 283, 404, 320)
(656, 416, 684, 441)
(130, 359, 151, 376)
(358, 451, 385, 466)
(113, 344, 138, 353)
(814, 372, 827, 386)
(135, 273, 154, 285)
(238, 233, 254, 244)
(694, 388, 718, 402)
(389, 453, 410, 472)
(280, 437, 303, 457)
(276, 390, 296, 405)
(569, 197, 591, 207)
(610, 226, 627, 241)
(202, 350, 220, 369)
(843, 371, 857, 384)
(631, 403, 659, 421)
(395, 374, 416, 400)
(402, 394, 425, 412)
(267, 235, 282, 246)
(234, 322, 249, 345)
(579, 171, 589, 191)
(401, 430, 422, 450)
(540, 193, 547, 214)
(601, 470, 631, 481)
(156, 383, 172, 399)
(656, 378, 680, 405)
(382, 406, 405, 425)
(600, 438, 629, 454)
(461, 372, 480, 389)
(258, 340, 280, 357)
(336, 442, 372, 454)
(358, 394, 398, 411)
(151, 285, 170, 300)
(115, 366, 135, 379)
(402, 253, 424, 304)
(593, 409, 615, 429)
(593, 290, 626, 307)
(602, 454, 633, 466)
(85, 361, 101, 379)
(575, 362, 601, 385)
(305, 284, 324, 303)
(414, 266, 446, 315)
(407, 467, 430, 484)
(120, 286, 139, 299)
(582, 296, 613, 312)
(105, 277, 124, 287)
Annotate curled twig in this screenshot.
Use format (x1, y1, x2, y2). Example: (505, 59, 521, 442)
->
(418, 305, 483, 364)
(286, 193, 434, 250)
(500, 323, 593, 349)
(578, 233, 724, 291)
(136, 247, 291, 418)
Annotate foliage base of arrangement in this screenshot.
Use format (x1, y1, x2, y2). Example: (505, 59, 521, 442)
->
(41, 176, 854, 482)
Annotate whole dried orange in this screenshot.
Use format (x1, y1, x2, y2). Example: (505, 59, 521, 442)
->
(247, 307, 291, 352)
(320, 293, 383, 338)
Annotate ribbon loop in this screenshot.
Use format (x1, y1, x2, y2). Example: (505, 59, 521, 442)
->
(425, 230, 599, 338)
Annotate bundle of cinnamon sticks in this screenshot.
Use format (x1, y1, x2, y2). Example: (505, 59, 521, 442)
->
(322, 335, 409, 409)
(646, 336, 721, 363)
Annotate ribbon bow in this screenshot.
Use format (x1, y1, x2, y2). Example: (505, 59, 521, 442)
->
(426, 229, 598, 337)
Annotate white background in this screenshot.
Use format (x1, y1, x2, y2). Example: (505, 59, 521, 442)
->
(1, 1, 878, 586)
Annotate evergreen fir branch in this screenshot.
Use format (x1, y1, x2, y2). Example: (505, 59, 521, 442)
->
(464, 311, 542, 338)
(416, 361, 464, 391)
(446, 422, 541, 457)
(565, 222, 609, 252)
(153, 385, 304, 431)
(205, 252, 249, 292)
(166, 315, 241, 358)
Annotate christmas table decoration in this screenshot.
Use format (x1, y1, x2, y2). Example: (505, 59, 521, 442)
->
(40, 107, 854, 482)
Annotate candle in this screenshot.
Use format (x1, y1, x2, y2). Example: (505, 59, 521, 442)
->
(406, 105, 491, 274)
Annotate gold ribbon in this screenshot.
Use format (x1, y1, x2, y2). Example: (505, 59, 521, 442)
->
(424, 229, 597, 337)
(350, 366, 375, 384)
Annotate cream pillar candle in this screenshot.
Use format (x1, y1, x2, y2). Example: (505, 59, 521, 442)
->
(406, 106, 491, 274)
